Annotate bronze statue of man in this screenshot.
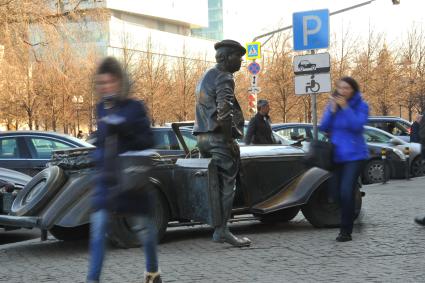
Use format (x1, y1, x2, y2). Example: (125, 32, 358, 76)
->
(193, 39, 251, 247)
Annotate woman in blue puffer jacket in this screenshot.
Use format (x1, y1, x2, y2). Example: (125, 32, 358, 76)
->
(319, 76, 369, 242)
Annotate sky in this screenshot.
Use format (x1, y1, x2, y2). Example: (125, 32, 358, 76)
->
(223, 0, 425, 49)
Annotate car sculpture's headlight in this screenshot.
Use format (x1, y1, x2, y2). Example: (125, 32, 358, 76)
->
(391, 148, 406, 161)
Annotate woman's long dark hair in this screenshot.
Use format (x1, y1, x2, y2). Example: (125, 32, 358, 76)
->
(339, 76, 360, 93)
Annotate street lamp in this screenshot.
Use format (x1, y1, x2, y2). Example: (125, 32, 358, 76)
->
(72, 95, 84, 134)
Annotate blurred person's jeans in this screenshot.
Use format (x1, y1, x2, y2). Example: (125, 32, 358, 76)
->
(87, 209, 158, 281)
(329, 160, 365, 234)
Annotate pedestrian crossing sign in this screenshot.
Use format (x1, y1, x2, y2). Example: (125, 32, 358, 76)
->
(246, 42, 261, 60)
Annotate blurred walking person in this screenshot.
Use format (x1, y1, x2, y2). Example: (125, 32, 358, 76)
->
(319, 77, 369, 242)
(87, 57, 161, 283)
(245, 99, 276, 145)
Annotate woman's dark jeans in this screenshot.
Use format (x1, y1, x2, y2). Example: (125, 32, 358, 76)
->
(329, 160, 365, 235)
(87, 210, 158, 281)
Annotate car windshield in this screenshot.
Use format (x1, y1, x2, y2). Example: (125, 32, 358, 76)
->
(367, 120, 410, 136)
(363, 129, 392, 143)
(179, 130, 198, 151)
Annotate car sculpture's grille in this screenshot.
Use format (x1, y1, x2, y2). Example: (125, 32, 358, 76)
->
(50, 147, 95, 170)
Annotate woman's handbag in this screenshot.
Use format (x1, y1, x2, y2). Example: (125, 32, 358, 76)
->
(304, 140, 334, 171)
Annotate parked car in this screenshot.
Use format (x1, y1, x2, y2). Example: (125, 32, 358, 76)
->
(0, 123, 364, 247)
(272, 123, 409, 184)
(367, 116, 411, 142)
(362, 126, 423, 177)
(0, 131, 94, 176)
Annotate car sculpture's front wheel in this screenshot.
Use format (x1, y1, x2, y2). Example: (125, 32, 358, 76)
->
(301, 181, 362, 228)
(107, 188, 170, 248)
(11, 166, 67, 216)
(255, 207, 300, 224)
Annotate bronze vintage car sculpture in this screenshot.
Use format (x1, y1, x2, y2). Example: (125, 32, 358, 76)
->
(0, 123, 363, 248)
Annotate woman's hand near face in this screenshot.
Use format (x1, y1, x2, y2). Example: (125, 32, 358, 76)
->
(334, 95, 348, 109)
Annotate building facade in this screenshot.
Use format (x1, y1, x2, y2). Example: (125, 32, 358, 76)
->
(46, 0, 217, 61)
(191, 0, 224, 41)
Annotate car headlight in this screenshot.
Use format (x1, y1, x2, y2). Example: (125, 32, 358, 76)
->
(391, 148, 406, 161)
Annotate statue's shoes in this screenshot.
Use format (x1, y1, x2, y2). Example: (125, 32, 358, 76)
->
(414, 215, 425, 226)
(212, 231, 251, 247)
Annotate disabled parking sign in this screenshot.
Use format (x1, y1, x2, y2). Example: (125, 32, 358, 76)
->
(246, 42, 261, 60)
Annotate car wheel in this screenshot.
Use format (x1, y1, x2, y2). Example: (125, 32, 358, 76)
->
(107, 188, 169, 248)
(11, 166, 66, 216)
(362, 160, 390, 184)
(301, 181, 362, 228)
(255, 207, 300, 224)
(411, 157, 424, 177)
(49, 224, 89, 241)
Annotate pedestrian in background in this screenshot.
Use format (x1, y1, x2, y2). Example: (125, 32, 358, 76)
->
(87, 57, 161, 283)
(410, 114, 422, 143)
(245, 99, 276, 145)
(414, 113, 425, 225)
(319, 76, 369, 242)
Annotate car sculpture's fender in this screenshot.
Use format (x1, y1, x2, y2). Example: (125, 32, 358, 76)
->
(251, 167, 331, 214)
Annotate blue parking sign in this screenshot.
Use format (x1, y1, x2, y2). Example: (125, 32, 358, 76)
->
(293, 9, 329, 51)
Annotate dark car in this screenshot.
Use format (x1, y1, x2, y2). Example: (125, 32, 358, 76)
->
(0, 123, 364, 248)
(367, 116, 411, 142)
(0, 131, 94, 176)
(272, 123, 407, 184)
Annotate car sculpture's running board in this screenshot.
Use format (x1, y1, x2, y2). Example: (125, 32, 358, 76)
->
(0, 215, 40, 229)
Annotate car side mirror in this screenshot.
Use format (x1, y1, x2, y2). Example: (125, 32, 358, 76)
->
(390, 138, 403, 146)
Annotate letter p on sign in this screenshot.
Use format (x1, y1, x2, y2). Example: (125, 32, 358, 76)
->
(293, 9, 329, 51)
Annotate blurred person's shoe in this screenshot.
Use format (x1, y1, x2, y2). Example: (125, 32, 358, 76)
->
(336, 232, 352, 242)
(414, 215, 425, 225)
(143, 271, 162, 283)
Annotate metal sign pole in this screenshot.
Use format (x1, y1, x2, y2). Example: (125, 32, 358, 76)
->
(310, 50, 318, 140)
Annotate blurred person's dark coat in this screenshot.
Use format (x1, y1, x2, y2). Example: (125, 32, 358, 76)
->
(92, 71, 153, 215)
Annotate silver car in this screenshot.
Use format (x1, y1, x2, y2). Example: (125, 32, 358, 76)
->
(363, 126, 423, 177)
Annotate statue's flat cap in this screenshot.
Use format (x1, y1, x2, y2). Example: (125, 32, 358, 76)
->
(214, 39, 246, 55)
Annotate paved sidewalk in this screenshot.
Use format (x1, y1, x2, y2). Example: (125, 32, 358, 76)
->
(1, 178, 425, 282)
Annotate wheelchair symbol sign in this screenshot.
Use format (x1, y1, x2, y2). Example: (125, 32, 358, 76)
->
(305, 75, 320, 93)
(295, 73, 331, 95)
